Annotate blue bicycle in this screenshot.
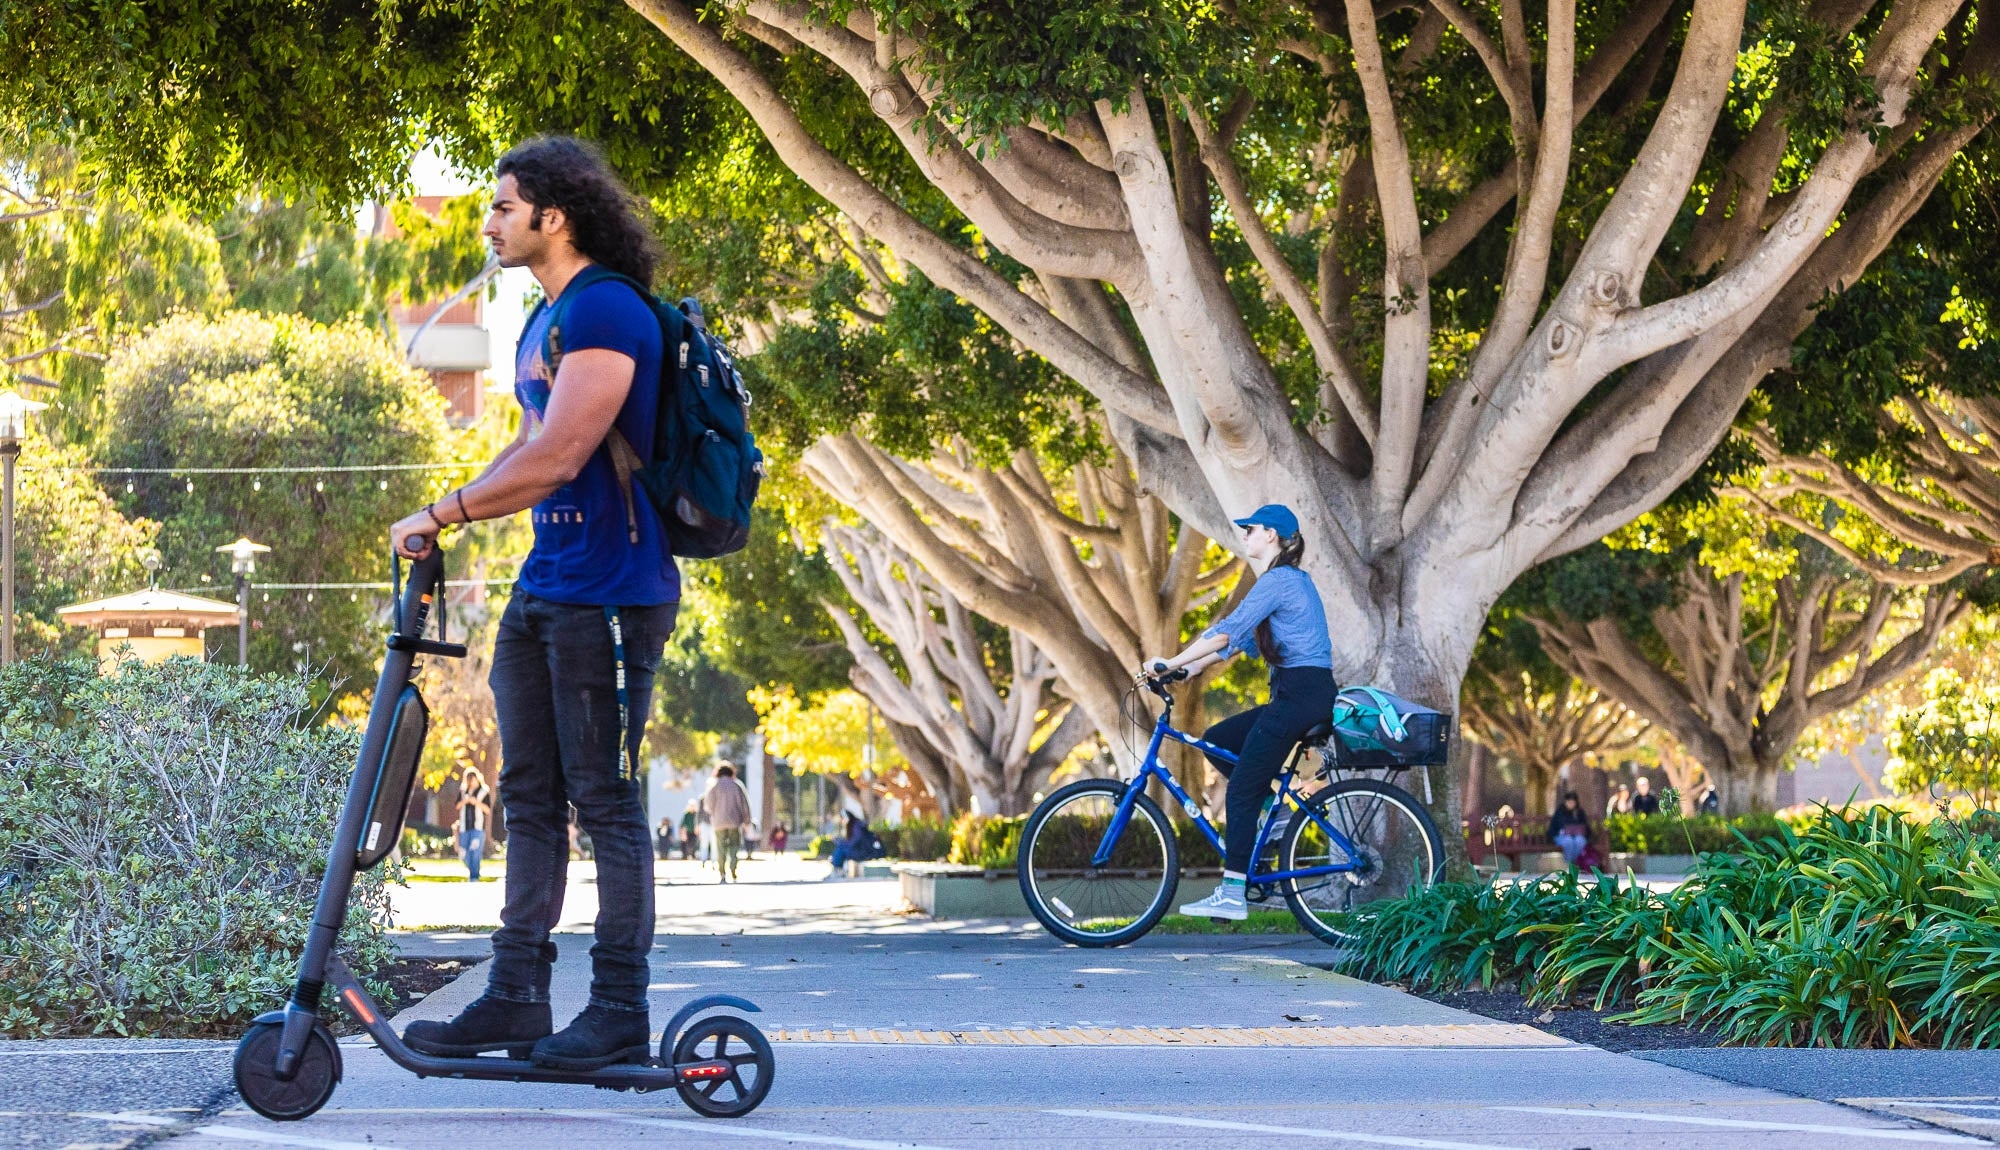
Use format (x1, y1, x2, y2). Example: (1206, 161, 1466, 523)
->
(1016, 668, 1445, 947)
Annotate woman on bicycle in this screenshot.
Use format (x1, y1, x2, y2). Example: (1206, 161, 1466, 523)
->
(1144, 503, 1334, 921)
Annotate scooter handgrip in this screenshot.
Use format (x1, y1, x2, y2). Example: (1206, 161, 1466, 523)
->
(403, 534, 431, 554)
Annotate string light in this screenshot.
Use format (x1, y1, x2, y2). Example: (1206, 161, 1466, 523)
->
(125, 480, 133, 493)
(184, 477, 193, 493)
(315, 479, 324, 492)
(253, 479, 261, 491)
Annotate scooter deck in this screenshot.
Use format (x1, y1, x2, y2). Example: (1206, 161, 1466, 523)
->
(271, 956, 740, 1093)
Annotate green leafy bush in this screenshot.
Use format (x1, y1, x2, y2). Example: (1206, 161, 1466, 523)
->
(1603, 811, 1786, 854)
(806, 834, 833, 860)
(874, 816, 950, 861)
(948, 813, 1025, 869)
(1342, 806, 2000, 1046)
(0, 658, 394, 1036)
(399, 823, 456, 860)
(947, 812, 1222, 870)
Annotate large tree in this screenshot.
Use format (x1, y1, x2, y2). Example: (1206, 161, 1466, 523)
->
(1462, 613, 1647, 815)
(822, 523, 1090, 813)
(20, 0, 1995, 849)
(1517, 503, 1969, 811)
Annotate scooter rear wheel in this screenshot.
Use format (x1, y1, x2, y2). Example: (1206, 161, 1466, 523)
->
(234, 1018, 342, 1121)
(670, 1015, 773, 1118)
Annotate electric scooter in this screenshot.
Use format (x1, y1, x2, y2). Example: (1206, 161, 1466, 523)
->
(232, 543, 774, 1122)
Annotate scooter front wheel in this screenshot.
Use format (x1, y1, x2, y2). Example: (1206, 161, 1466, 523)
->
(234, 1018, 342, 1121)
(669, 1014, 773, 1118)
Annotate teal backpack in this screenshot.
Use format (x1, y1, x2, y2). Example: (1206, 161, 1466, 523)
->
(1328, 687, 1451, 769)
(536, 265, 762, 559)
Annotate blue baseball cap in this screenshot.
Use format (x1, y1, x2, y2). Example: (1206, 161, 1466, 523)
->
(1233, 503, 1299, 538)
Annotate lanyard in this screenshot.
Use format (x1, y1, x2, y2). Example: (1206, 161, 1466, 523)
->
(604, 606, 635, 781)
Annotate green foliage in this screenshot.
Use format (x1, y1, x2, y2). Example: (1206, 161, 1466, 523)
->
(1343, 807, 2000, 1047)
(1885, 668, 2000, 806)
(13, 430, 160, 658)
(681, 508, 850, 697)
(948, 812, 1025, 869)
(1604, 811, 1788, 855)
(872, 816, 951, 861)
(96, 311, 454, 694)
(945, 812, 1220, 870)
(0, 657, 394, 1037)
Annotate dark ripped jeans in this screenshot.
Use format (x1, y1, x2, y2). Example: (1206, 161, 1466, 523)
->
(486, 591, 676, 1014)
(1201, 665, 1338, 873)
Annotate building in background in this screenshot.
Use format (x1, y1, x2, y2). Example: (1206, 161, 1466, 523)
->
(373, 196, 489, 426)
(58, 588, 240, 670)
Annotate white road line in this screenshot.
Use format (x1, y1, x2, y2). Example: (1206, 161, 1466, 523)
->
(549, 1110, 959, 1148)
(0, 1047, 225, 1056)
(191, 1127, 419, 1150)
(73, 1111, 182, 1127)
(1046, 1108, 1537, 1150)
(1494, 1105, 1987, 1144)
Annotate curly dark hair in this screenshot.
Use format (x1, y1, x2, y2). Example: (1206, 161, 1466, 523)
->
(497, 136, 662, 287)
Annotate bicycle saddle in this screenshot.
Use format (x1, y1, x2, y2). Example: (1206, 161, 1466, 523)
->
(1298, 719, 1335, 744)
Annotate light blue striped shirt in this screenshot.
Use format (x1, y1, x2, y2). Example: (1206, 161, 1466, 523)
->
(1201, 565, 1332, 669)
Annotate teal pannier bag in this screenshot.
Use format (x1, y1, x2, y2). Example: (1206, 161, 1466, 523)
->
(1329, 687, 1451, 769)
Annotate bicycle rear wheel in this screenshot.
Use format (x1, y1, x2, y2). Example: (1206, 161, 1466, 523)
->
(1277, 778, 1444, 945)
(1018, 779, 1180, 947)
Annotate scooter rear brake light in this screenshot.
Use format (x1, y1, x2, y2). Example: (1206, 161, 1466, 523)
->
(678, 1060, 730, 1081)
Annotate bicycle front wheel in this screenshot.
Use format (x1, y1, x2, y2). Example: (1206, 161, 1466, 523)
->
(1018, 779, 1180, 947)
(1278, 777, 1444, 945)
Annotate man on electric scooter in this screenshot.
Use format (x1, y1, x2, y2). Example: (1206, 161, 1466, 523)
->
(388, 137, 676, 1071)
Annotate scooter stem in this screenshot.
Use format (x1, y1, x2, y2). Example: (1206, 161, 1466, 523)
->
(276, 548, 446, 1079)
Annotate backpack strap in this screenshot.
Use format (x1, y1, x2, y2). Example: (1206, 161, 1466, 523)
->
(540, 265, 655, 546)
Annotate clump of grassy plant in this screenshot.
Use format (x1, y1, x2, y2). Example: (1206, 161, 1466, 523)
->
(1340, 805, 2000, 1047)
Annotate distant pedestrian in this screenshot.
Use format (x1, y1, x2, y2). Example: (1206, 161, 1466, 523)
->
(769, 823, 789, 854)
(1631, 776, 1661, 816)
(1606, 783, 1632, 819)
(655, 817, 676, 860)
(1697, 785, 1720, 815)
(456, 767, 493, 882)
(680, 801, 698, 860)
(825, 811, 883, 880)
(701, 763, 754, 883)
(1548, 791, 1590, 866)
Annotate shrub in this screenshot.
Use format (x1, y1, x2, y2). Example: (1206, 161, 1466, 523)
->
(946, 812, 1222, 870)
(1341, 806, 2000, 1047)
(806, 835, 833, 860)
(0, 658, 394, 1037)
(948, 813, 1025, 869)
(1603, 811, 1786, 854)
(400, 823, 456, 860)
(874, 815, 950, 861)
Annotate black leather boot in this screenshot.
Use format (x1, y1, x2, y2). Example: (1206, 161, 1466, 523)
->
(530, 1004, 652, 1070)
(403, 996, 552, 1058)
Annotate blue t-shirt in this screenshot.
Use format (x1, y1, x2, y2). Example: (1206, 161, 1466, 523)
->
(1201, 565, 1332, 669)
(514, 275, 678, 607)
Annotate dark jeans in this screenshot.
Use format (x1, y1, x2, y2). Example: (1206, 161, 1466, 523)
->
(1201, 665, 1338, 873)
(486, 591, 676, 1014)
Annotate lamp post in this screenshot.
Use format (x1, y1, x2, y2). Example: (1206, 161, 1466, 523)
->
(0, 390, 48, 667)
(214, 537, 270, 665)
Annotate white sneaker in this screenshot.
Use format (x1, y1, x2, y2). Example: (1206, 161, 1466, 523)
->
(1179, 884, 1248, 921)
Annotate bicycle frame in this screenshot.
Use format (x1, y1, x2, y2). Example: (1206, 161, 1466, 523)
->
(1091, 690, 1367, 886)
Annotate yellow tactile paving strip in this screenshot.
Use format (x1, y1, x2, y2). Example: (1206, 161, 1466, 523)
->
(768, 1023, 1565, 1047)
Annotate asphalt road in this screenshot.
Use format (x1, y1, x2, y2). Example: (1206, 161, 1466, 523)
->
(162, 933, 1992, 1149)
(9, 866, 1997, 1149)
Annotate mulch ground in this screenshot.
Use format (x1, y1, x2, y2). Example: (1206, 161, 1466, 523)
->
(324, 957, 472, 1036)
(1409, 985, 1725, 1051)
